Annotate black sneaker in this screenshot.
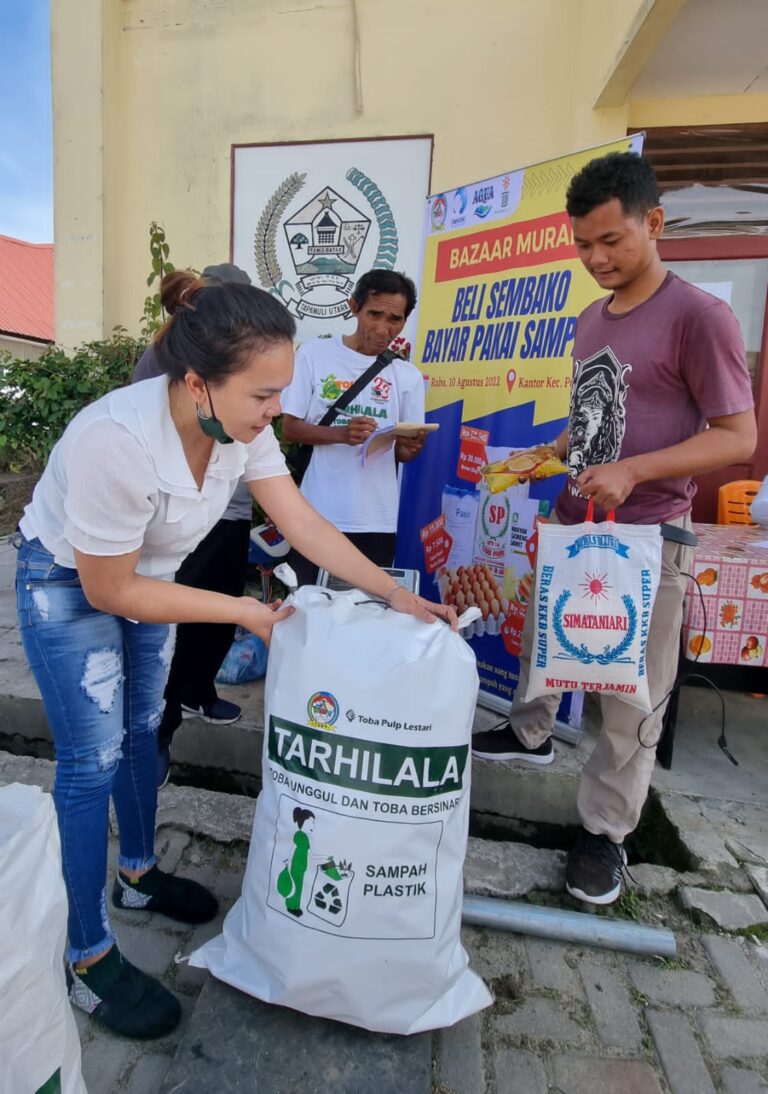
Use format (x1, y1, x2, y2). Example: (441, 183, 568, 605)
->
(113, 866, 218, 924)
(181, 698, 242, 724)
(566, 830, 627, 905)
(67, 947, 180, 1040)
(472, 725, 554, 765)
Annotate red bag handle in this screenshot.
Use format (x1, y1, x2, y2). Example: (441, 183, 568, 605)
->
(585, 499, 616, 523)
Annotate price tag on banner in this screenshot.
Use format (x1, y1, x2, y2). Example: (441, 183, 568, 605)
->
(501, 603, 527, 657)
(457, 426, 490, 484)
(525, 517, 546, 570)
(420, 515, 453, 574)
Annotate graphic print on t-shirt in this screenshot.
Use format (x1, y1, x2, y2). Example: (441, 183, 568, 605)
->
(317, 370, 393, 424)
(567, 346, 631, 477)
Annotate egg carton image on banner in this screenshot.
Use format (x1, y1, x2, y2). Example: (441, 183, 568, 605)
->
(437, 565, 534, 638)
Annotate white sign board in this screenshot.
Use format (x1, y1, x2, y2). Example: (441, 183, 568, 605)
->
(232, 137, 433, 344)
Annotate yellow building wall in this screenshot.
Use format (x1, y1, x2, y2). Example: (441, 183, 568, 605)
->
(51, 0, 765, 347)
(53, 0, 652, 345)
(629, 93, 768, 128)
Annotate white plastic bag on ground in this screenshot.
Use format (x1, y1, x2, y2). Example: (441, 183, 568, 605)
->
(191, 586, 492, 1034)
(525, 507, 662, 712)
(0, 784, 86, 1094)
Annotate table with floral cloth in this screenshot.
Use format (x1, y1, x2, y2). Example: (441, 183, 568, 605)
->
(682, 522, 768, 667)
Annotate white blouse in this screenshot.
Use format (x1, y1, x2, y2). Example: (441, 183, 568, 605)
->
(20, 375, 289, 578)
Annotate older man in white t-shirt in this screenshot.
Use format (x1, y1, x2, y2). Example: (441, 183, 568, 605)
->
(281, 269, 428, 585)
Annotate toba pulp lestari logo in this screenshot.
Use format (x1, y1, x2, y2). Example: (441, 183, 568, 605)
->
(307, 691, 340, 729)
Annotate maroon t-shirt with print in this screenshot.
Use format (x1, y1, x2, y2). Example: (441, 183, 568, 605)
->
(555, 273, 754, 526)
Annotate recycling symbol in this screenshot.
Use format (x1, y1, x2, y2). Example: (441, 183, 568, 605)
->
(314, 882, 343, 916)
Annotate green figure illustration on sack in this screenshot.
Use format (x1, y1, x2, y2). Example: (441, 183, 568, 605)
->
(276, 807, 316, 917)
(276, 806, 354, 925)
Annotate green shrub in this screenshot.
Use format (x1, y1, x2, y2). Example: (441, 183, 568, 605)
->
(0, 328, 146, 472)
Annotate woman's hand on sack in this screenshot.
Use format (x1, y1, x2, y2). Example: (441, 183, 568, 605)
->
(237, 596, 295, 644)
(344, 416, 378, 446)
(387, 586, 459, 630)
(577, 460, 638, 510)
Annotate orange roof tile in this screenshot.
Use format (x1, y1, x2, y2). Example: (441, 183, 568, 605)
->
(0, 234, 54, 342)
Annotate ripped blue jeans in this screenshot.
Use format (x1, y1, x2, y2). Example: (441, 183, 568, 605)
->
(15, 535, 175, 962)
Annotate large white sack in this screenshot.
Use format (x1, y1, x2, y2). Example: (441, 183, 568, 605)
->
(526, 513, 662, 712)
(191, 586, 492, 1034)
(0, 784, 86, 1094)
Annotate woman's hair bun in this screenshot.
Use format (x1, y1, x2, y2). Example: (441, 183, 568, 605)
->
(160, 270, 207, 316)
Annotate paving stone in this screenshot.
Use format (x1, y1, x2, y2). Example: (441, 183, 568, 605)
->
(124, 1053, 172, 1094)
(155, 828, 192, 874)
(491, 1048, 546, 1094)
(581, 959, 642, 1049)
(461, 924, 527, 984)
(626, 862, 681, 896)
(463, 836, 566, 898)
(752, 943, 768, 990)
(0, 752, 55, 792)
(722, 1067, 768, 1093)
(493, 998, 588, 1045)
(550, 1054, 663, 1094)
(647, 1009, 716, 1094)
(703, 935, 768, 1011)
(79, 1034, 135, 1094)
(115, 922, 185, 978)
(155, 784, 256, 843)
(525, 938, 582, 998)
(72, 1003, 94, 1043)
(434, 1014, 485, 1094)
(661, 795, 739, 872)
(629, 960, 717, 1007)
(160, 975, 432, 1094)
(726, 837, 768, 868)
(746, 865, 768, 909)
(699, 1014, 768, 1060)
(679, 888, 768, 931)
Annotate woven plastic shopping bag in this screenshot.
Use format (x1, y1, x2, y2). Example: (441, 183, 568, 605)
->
(525, 502, 662, 712)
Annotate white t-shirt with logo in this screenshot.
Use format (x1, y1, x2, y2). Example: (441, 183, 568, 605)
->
(281, 336, 425, 533)
(20, 375, 289, 578)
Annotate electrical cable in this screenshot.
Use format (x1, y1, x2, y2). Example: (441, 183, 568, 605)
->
(637, 570, 737, 766)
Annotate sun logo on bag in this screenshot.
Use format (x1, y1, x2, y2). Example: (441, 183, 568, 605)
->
(580, 572, 611, 604)
(307, 691, 340, 729)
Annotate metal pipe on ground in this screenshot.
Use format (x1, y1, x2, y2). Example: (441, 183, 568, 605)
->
(463, 895, 677, 957)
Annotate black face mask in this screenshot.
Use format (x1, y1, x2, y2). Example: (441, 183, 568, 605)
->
(197, 382, 234, 444)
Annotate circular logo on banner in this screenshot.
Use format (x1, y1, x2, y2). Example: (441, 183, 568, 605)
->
(431, 194, 447, 231)
(307, 691, 340, 728)
(481, 495, 510, 540)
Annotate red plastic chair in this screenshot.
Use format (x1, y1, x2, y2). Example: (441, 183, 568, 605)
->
(717, 480, 761, 525)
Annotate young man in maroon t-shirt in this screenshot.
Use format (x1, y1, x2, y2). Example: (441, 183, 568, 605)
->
(472, 153, 756, 905)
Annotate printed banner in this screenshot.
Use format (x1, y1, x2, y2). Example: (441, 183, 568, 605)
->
(396, 134, 644, 713)
(231, 137, 432, 344)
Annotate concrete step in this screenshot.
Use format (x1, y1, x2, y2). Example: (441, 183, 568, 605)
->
(1, 669, 587, 828)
